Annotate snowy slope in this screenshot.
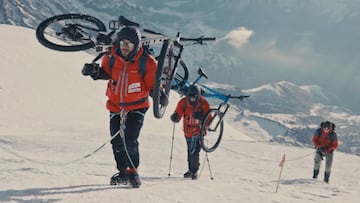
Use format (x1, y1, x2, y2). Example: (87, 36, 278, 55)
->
(1, 24, 360, 203)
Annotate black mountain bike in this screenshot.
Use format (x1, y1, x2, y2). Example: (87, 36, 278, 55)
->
(35, 14, 215, 119)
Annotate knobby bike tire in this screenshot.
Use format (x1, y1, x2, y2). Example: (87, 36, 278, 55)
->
(153, 40, 174, 118)
(200, 108, 224, 152)
(170, 59, 189, 90)
(36, 14, 106, 51)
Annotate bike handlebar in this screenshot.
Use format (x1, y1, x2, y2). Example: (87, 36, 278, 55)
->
(180, 36, 216, 44)
(180, 37, 216, 41)
(227, 95, 250, 101)
(143, 29, 216, 44)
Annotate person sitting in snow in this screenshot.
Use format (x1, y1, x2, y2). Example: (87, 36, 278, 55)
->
(312, 121, 338, 183)
(170, 85, 210, 180)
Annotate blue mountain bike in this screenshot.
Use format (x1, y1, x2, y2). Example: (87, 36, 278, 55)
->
(172, 68, 250, 152)
(35, 13, 215, 119)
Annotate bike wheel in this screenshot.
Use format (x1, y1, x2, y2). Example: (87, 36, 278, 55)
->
(170, 59, 189, 91)
(36, 14, 106, 51)
(200, 109, 224, 152)
(153, 40, 174, 118)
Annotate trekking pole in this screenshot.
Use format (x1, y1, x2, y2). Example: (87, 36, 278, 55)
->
(205, 152, 214, 180)
(168, 122, 176, 176)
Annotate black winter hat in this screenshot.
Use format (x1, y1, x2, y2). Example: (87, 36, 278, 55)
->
(187, 85, 201, 107)
(116, 26, 141, 48)
(321, 121, 332, 129)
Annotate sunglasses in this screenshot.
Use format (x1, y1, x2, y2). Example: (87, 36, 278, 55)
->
(119, 40, 135, 49)
(323, 127, 330, 131)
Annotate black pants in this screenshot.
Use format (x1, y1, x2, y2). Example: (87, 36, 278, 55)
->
(185, 136, 201, 173)
(109, 108, 147, 173)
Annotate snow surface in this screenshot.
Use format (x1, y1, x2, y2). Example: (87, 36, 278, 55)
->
(0, 24, 359, 203)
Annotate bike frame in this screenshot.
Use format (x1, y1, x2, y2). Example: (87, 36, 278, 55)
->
(197, 84, 231, 132)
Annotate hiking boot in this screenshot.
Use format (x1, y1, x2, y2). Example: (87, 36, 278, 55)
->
(183, 171, 192, 178)
(191, 172, 198, 180)
(183, 171, 198, 180)
(324, 172, 330, 184)
(128, 172, 142, 188)
(313, 169, 319, 179)
(110, 172, 128, 185)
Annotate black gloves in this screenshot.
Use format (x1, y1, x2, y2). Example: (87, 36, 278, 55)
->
(170, 112, 180, 123)
(82, 63, 110, 80)
(193, 112, 204, 121)
(82, 63, 100, 77)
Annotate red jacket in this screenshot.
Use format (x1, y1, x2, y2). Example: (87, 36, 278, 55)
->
(101, 46, 157, 112)
(173, 96, 210, 138)
(312, 128, 338, 153)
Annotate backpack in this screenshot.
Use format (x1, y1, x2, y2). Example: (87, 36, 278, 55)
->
(108, 45, 150, 78)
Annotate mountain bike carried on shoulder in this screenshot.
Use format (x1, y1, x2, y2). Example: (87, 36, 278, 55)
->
(172, 68, 250, 152)
(35, 13, 215, 118)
